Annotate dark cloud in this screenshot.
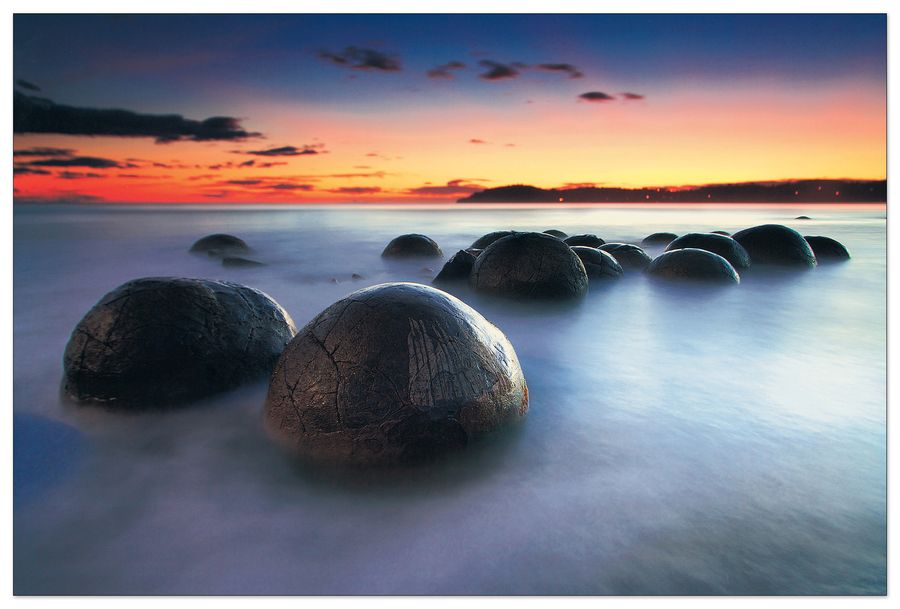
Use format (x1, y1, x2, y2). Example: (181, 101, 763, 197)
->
(14, 91, 261, 143)
(536, 63, 584, 79)
(236, 144, 326, 157)
(13, 166, 51, 175)
(579, 91, 615, 102)
(16, 79, 41, 92)
(621, 92, 645, 100)
(221, 178, 314, 191)
(258, 161, 287, 168)
(13, 147, 75, 158)
(23, 156, 125, 169)
(469, 138, 489, 145)
(427, 61, 466, 79)
(318, 47, 401, 71)
(407, 179, 485, 196)
(264, 183, 314, 191)
(327, 186, 382, 194)
(57, 171, 106, 180)
(224, 179, 263, 186)
(239, 159, 255, 167)
(478, 60, 521, 80)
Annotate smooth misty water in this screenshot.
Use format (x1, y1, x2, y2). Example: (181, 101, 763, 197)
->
(13, 203, 886, 595)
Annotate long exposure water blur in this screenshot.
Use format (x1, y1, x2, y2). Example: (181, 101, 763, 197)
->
(13, 203, 886, 594)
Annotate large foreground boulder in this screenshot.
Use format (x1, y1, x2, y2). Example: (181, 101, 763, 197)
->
(433, 250, 477, 283)
(666, 233, 751, 268)
(382, 234, 443, 258)
(571, 246, 623, 280)
(63, 277, 296, 408)
(190, 233, 250, 255)
(647, 248, 740, 284)
(264, 283, 528, 464)
(470, 232, 589, 299)
(599, 243, 652, 271)
(470, 230, 518, 249)
(804, 236, 850, 261)
(732, 224, 817, 267)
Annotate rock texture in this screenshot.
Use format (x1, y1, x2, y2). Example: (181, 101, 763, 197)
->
(470, 230, 518, 250)
(641, 232, 679, 247)
(63, 277, 296, 408)
(470, 232, 589, 299)
(804, 236, 851, 261)
(599, 243, 652, 271)
(264, 282, 528, 464)
(433, 250, 477, 283)
(571, 246, 624, 280)
(381, 234, 443, 258)
(564, 234, 605, 248)
(732, 224, 817, 267)
(190, 234, 249, 255)
(666, 233, 751, 269)
(647, 248, 740, 284)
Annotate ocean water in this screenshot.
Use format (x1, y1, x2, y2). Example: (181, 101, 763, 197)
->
(12, 203, 886, 595)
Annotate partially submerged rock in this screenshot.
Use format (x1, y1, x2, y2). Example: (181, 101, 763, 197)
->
(63, 277, 296, 408)
(564, 234, 605, 248)
(647, 248, 740, 284)
(543, 229, 568, 239)
(433, 250, 477, 283)
(571, 246, 623, 280)
(470, 230, 518, 250)
(470, 232, 589, 300)
(641, 232, 679, 247)
(732, 224, 817, 267)
(795, 216, 811, 220)
(264, 282, 528, 465)
(190, 233, 249, 255)
(666, 233, 751, 269)
(599, 243, 652, 271)
(382, 234, 443, 258)
(804, 236, 851, 261)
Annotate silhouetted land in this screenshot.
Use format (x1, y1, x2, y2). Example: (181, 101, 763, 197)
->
(458, 180, 886, 203)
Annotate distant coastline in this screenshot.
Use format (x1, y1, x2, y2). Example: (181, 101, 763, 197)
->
(458, 180, 886, 204)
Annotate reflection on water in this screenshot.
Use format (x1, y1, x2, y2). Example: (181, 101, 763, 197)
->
(13, 204, 886, 594)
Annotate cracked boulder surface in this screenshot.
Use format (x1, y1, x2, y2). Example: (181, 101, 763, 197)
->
(470, 230, 518, 250)
(570, 246, 624, 280)
(264, 282, 528, 465)
(189, 233, 250, 255)
(804, 236, 850, 261)
(599, 243, 652, 271)
(641, 232, 679, 247)
(732, 224, 817, 267)
(564, 234, 605, 248)
(666, 233, 751, 269)
(647, 248, 740, 284)
(433, 250, 477, 284)
(63, 277, 297, 409)
(470, 232, 589, 300)
(381, 234, 443, 258)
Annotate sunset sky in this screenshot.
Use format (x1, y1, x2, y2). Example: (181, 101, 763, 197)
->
(13, 13, 887, 203)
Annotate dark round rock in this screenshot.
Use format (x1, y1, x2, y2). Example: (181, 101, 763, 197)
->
(571, 246, 624, 280)
(543, 229, 568, 239)
(264, 282, 528, 465)
(641, 232, 679, 247)
(647, 248, 740, 284)
(222, 256, 265, 267)
(564, 234, 605, 248)
(804, 236, 850, 261)
(470, 230, 518, 249)
(666, 233, 751, 269)
(190, 233, 249, 254)
(795, 216, 811, 220)
(381, 234, 443, 258)
(433, 250, 477, 283)
(732, 224, 817, 267)
(599, 243, 652, 271)
(63, 277, 297, 408)
(470, 232, 589, 300)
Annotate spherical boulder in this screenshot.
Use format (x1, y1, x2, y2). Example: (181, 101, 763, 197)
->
(647, 248, 740, 284)
(63, 277, 296, 408)
(642, 232, 679, 247)
(564, 234, 605, 248)
(804, 236, 850, 261)
(264, 283, 528, 464)
(190, 233, 249, 255)
(571, 246, 623, 280)
(470, 230, 518, 249)
(599, 243, 652, 271)
(543, 229, 568, 239)
(666, 232, 751, 269)
(470, 232, 589, 299)
(381, 234, 443, 258)
(433, 250, 477, 283)
(732, 224, 817, 267)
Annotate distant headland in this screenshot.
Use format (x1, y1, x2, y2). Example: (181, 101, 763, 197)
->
(457, 180, 886, 203)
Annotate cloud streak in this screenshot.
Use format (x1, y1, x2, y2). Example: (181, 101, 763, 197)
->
(536, 63, 584, 79)
(579, 91, 616, 102)
(317, 47, 401, 71)
(478, 60, 522, 80)
(427, 61, 466, 79)
(235, 144, 326, 157)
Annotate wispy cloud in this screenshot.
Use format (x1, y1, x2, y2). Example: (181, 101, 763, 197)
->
(536, 63, 584, 79)
(427, 61, 466, 79)
(235, 144, 327, 157)
(317, 47, 401, 71)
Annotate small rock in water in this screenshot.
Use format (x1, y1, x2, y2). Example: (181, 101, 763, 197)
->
(352, 273, 364, 280)
(795, 216, 811, 220)
(264, 282, 528, 465)
(571, 246, 623, 280)
(382, 234, 443, 258)
(647, 248, 740, 284)
(543, 229, 568, 239)
(190, 233, 249, 255)
(804, 236, 850, 261)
